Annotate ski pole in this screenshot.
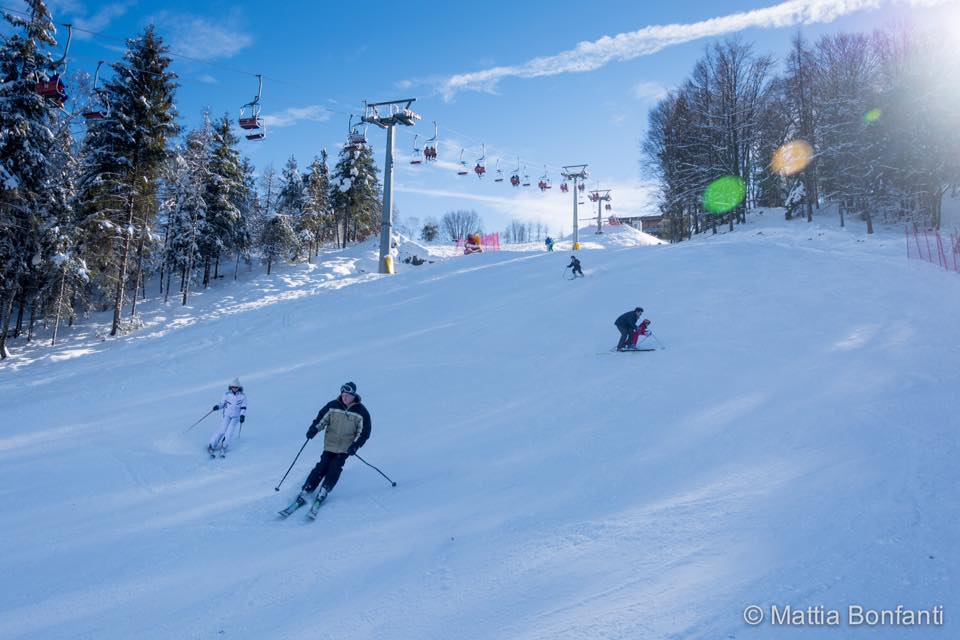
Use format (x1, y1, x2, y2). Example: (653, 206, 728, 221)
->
(355, 453, 397, 487)
(183, 408, 215, 434)
(650, 332, 666, 349)
(274, 439, 310, 492)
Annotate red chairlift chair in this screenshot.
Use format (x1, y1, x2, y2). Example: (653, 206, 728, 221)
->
(239, 75, 265, 141)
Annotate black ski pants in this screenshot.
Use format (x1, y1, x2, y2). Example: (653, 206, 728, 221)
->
(302, 450, 349, 493)
(615, 322, 634, 350)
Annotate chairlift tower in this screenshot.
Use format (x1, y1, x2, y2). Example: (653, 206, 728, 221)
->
(589, 189, 611, 233)
(361, 98, 421, 274)
(560, 165, 589, 249)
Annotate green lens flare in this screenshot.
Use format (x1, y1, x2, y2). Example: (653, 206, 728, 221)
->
(864, 108, 882, 123)
(703, 176, 746, 214)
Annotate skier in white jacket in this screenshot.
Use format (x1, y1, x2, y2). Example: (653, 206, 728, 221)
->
(208, 378, 247, 457)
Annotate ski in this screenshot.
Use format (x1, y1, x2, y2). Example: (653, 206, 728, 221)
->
(307, 495, 327, 520)
(598, 348, 656, 354)
(278, 496, 306, 518)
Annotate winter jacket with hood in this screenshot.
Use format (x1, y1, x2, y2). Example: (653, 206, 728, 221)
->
(310, 395, 372, 454)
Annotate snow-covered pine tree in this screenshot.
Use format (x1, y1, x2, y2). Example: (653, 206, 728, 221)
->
(44, 125, 87, 346)
(200, 113, 246, 286)
(302, 151, 332, 260)
(330, 142, 382, 248)
(259, 214, 297, 275)
(164, 127, 209, 305)
(231, 156, 257, 279)
(0, 0, 63, 358)
(276, 155, 306, 259)
(78, 25, 178, 335)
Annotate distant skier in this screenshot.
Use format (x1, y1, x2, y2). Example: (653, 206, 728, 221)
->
(208, 378, 247, 457)
(284, 382, 372, 515)
(614, 307, 644, 351)
(567, 255, 583, 277)
(545, 236, 554, 252)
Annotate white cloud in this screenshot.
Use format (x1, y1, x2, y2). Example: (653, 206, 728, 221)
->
(150, 11, 253, 60)
(436, 0, 949, 99)
(262, 105, 333, 128)
(73, 2, 134, 39)
(197, 74, 217, 85)
(633, 81, 668, 102)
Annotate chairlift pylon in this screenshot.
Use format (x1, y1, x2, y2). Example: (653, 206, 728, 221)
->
(239, 74, 265, 141)
(35, 23, 72, 107)
(82, 60, 110, 120)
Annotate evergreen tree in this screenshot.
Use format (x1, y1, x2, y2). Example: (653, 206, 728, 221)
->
(276, 155, 306, 259)
(200, 113, 246, 285)
(260, 214, 297, 275)
(164, 128, 209, 305)
(0, 0, 63, 358)
(78, 25, 178, 335)
(330, 143, 382, 247)
(302, 151, 332, 260)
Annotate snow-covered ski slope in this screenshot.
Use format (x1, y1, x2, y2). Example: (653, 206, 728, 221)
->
(1, 212, 956, 639)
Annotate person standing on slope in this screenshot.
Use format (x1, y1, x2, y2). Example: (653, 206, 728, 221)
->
(291, 382, 372, 510)
(567, 255, 583, 278)
(208, 378, 247, 457)
(614, 307, 644, 352)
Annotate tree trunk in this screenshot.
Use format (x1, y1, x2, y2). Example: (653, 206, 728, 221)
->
(130, 233, 146, 319)
(234, 252, 241, 280)
(14, 294, 25, 338)
(182, 256, 195, 305)
(932, 186, 944, 230)
(111, 197, 136, 336)
(0, 293, 14, 359)
(27, 300, 37, 342)
(267, 255, 273, 275)
(202, 258, 211, 288)
(214, 252, 220, 279)
(164, 264, 172, 303)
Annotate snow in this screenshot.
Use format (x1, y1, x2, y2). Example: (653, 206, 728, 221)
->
(0, 211, 956, 639)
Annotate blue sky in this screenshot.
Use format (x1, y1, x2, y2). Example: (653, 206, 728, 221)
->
(19, 0, 960, 233)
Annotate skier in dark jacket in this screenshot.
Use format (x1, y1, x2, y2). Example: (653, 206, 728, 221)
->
(296, 381, 371, 506)
(614, 307, 644, 351)
(567, 255, 583, 277)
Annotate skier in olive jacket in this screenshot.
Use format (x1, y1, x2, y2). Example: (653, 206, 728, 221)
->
(296, 381, 371, 503)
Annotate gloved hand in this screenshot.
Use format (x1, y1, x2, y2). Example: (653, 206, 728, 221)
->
(239, 415, 245, 424)
(212, 405, 219, 411)
(346, 443, 358, 456)
(306, 425, 319, 439)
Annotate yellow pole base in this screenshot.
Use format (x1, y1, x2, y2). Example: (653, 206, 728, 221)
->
(382, 256, 394, 274)
(573, 242, 582, 250)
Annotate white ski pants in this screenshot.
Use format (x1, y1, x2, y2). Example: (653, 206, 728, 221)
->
(209, 416, 240, 451)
